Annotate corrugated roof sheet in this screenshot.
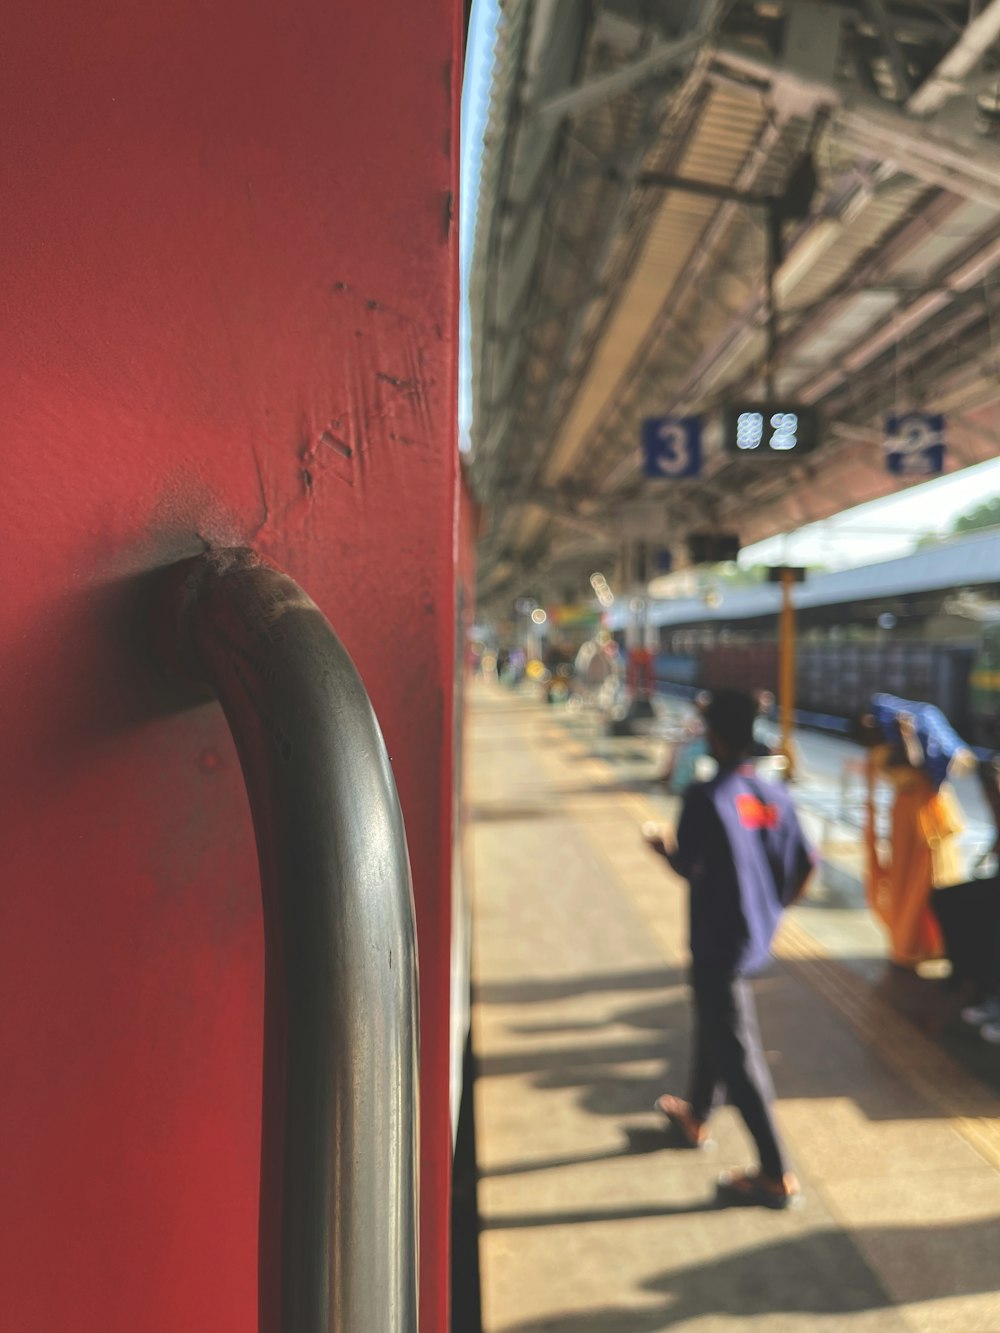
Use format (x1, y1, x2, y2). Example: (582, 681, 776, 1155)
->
(470, 1, 1000, 600)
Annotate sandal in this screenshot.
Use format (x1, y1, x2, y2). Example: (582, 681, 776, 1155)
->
(716, 1168, 803, 1211)
(653, 1095, 712, 1150)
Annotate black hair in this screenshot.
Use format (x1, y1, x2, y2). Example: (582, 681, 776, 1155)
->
(850, 711, 882, 747)
(704, 688, 757, 755)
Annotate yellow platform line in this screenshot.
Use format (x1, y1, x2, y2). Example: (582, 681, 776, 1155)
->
(532, 714, 1000, 1173)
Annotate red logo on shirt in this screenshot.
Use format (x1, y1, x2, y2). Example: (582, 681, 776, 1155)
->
(736, 794, 780, 830)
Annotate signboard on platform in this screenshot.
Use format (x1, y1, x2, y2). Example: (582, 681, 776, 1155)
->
(721, 403, 820, 456)
(884, 412, 946, 476)
(688, 532, 740, 564)
(548, 605, 601, 630)
(641, 415, 702, 477)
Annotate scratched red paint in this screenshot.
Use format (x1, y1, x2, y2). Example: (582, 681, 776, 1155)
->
(0, 3, 459, 1330)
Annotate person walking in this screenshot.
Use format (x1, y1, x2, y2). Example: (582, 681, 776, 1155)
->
(645, 688, 814, 1209)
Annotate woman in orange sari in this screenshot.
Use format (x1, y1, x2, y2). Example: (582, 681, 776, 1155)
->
(859, 702, 971, 968)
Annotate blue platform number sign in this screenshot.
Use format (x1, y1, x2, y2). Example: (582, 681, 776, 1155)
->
(642, 415, 702, 478)
(884, 412, 946, 477)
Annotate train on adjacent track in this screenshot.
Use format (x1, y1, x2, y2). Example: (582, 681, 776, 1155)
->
(611, 532, 1000, 744)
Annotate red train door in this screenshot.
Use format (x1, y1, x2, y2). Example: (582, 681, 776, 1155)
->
(1, 2, 460, 1329)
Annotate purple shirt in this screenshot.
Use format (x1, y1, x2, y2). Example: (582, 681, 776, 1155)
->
(671, 764, 814, 975)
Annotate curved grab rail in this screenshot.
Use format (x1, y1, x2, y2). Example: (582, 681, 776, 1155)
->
(154, 548, 419, 1333)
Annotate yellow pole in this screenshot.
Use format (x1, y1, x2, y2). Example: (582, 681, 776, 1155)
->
(779, 567, 796, 778)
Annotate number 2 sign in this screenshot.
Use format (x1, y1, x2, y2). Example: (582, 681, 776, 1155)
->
(884, 412, 946, 476)
(641, 416, 703, 478)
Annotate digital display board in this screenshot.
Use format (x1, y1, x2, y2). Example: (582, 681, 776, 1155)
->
(688, 532, 740, 565)
(721, 403, 819, 457)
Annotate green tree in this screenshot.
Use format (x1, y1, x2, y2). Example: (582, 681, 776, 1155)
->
(953, 496, 1000, 535)
(715, 563, 768, 586)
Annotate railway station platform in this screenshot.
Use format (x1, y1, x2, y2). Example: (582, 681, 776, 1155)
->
(469, 683, 1000, 1333)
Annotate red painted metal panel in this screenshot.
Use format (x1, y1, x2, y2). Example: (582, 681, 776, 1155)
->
(0, 2, 459, 1329)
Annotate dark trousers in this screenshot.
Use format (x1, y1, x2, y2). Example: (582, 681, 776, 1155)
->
(930, 882, 1000, 995)
(687, 966, 789, 1180)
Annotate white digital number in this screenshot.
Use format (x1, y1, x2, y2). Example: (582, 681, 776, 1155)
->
(736, 412, 764, 450)
(769, 411, 799, 451)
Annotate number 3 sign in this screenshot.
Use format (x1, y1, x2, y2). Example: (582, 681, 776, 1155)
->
(641, 416, 703, 478)
(884, 412, 946, 476)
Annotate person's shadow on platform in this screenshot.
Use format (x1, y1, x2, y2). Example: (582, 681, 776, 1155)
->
(478, 1125, 698, 1183)
(483, 960, 1000, 1128)
(481, 973, 692, 1132)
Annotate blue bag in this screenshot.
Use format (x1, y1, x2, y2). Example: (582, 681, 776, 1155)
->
(870, 693, 967, 791)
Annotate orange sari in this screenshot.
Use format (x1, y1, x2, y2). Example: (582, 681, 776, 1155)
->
(865, 748, 964, 967)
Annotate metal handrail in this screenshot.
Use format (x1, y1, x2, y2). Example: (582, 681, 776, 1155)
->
(154, 548, 419, 1332)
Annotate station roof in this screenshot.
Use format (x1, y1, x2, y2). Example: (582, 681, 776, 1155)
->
(607, 527, 1000, 629)
(469, 1, 1000, 609)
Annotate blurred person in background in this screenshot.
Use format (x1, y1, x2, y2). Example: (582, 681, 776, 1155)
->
(951, 759, 1000, 1040)
(574, 637, 613, 689)
(856, 695, 974, 969)
(753, 691, 776, 756)
(658, 691, 712, 793)
(506, 647, 525, 685)
(660, 690, 775, 793)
